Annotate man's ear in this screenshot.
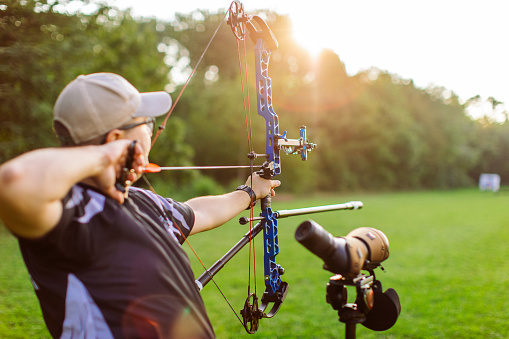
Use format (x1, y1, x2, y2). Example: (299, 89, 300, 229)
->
(104, 129, 126, 143)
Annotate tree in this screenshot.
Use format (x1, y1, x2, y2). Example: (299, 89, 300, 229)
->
(0, 0, 186, 166)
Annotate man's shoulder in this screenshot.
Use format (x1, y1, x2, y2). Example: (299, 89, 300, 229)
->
(128, 186, 166, 205)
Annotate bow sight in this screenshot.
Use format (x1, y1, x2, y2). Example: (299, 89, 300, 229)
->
(296, 220, 401, 339)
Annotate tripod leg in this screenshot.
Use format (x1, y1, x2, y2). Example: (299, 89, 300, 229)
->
(345, 322, 356, 339)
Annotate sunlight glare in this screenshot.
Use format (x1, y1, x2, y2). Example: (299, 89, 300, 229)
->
(466, 98, 508, 123)
(293, 37, 322, 58)
(292, 23, 327, 58)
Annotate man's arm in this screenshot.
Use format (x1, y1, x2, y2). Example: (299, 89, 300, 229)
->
(0, 141, 144, 238)
(186, 173, 280, 235)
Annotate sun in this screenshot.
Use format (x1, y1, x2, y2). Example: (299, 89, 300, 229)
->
(287, 5, 338, 59)
(292, 23, 328, 58)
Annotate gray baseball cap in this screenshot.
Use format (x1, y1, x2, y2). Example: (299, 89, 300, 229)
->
(54, 73, 172, 144)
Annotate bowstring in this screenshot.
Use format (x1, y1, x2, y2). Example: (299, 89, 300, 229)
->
(142, 166, 245, 327)
(235, 25, 258, 299)
(151, 9, 229, 148)
(142, 6, 247, 328)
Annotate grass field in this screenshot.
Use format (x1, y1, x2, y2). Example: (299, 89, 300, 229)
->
(1, 188, 508, 338)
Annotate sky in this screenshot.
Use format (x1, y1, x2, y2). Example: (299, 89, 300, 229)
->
(106, 0, 508, 118)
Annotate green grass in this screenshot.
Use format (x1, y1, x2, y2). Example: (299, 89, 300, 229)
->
(1, 188, 508, 338)
(0, 228, 50, 338)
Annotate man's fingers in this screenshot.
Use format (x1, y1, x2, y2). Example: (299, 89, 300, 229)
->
(270, 180, 280, 197)
(116, 140, 143, 181)
(104, 184, 125, 204)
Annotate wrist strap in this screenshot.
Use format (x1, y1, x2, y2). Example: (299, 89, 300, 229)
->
(236, 185, 257, 210)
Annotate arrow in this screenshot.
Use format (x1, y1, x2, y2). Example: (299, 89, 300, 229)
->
(143, 163, 261, 173)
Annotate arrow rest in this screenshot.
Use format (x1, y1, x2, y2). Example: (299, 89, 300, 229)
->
(256, 161, 275, 179)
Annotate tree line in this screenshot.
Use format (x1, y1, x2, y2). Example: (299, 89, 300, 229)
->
(1, 0, 508, 196)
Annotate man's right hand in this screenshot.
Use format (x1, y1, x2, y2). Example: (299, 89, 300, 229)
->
(87, 140, 145, 204)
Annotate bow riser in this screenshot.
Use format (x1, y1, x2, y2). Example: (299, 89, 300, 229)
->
(251, 22, 284, 299)
(261, 206, 281, 293)
(254, 36, 281, 176)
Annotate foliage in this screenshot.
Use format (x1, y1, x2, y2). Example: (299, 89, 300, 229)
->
(0, 0, 182, 162)
(2, 2, 509, 192)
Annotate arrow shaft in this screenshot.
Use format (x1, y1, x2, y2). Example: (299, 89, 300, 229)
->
(155, 165, 258, 171)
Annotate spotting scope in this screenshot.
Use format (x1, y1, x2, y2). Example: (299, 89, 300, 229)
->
(295, 220, 390, 277)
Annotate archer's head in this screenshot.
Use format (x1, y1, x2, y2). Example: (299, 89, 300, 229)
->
(53, 73, 171, 159)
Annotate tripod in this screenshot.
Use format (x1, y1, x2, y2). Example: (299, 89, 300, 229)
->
(327, 274, 374, 339)
(326, 273, 400, 339)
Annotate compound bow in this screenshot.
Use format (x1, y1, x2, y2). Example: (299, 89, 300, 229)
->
(145, 1, 363, 334)
(228, 1, 316, 332)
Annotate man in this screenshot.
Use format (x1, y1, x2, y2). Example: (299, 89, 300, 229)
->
(0, 73, 280, 338)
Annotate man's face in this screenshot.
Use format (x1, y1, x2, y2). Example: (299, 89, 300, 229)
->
(119, 117, 154, 164)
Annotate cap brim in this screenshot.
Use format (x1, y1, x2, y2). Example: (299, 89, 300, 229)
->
(134, 91, 172, 118)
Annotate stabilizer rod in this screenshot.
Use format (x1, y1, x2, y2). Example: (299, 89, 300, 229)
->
(239, 201, 363, 225)
(195, 201, 363, 289)
(195, 221, 264, 290)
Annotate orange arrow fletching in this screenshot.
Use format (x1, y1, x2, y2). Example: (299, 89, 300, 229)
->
(144, 163, 162, 173)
